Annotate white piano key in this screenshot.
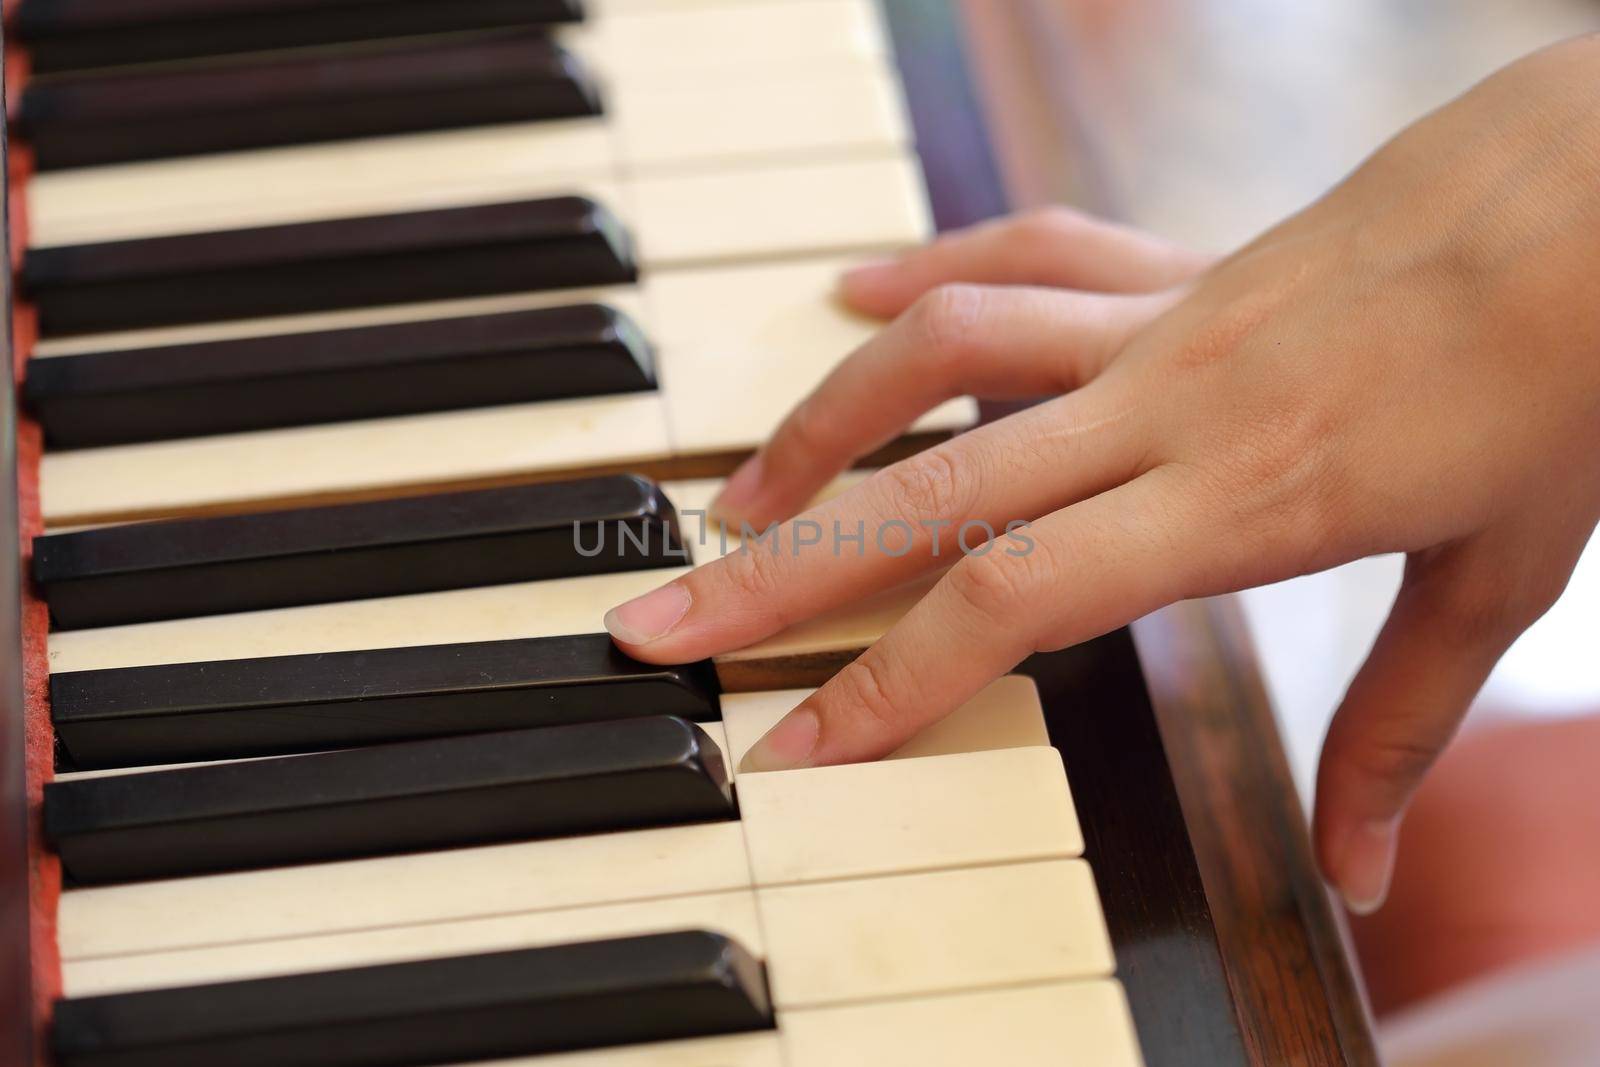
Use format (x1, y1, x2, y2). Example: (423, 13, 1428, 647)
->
(439, 1033, 783, 1067)
(38, 255, 973, 526)
(612, 64, 907, 168)
(573, 0, 885, 81)
(64, 887, 763, 997)
(632, 155, 929, 266)
(595, 0, 840, 15)
(885, 674, 1053, 759)
(27, 64, 909, 248)
(720, 674, 1050, 768)
(46, 568, 690, 673)
(26, 122, 621, 249)
(711, 570, 945, 684)
(780, 980, 1146, 1067)
(648, 256, 970, 457)
(758, 860, 1115, 1008)
(59, 820, 752, 959)
(31, 286, 648, 359)
(39, 391, 675, 526)
(737, 747, 1082, 886)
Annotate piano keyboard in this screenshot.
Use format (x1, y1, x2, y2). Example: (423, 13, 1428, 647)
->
(7, 1, 1158, 1064)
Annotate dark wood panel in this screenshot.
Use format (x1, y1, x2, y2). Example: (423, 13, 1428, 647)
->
(1022, 638, 1249, 1065)
(1134, 599, 1380, 1066)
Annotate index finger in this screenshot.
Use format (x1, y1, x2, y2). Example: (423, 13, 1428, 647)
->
(840, 207, 1211, 319)
(604, 380, 1151, 665)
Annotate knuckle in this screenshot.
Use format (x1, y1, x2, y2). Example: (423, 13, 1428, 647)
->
(946, 551, 1033, 623)
(830, 654, 910, 736)
(1205, 398, 1350, 570)
(719, 542, 786, 606)
(907, 284, 988, 364)
(1338, 730, 1444, 798)
(1013, 205, 1088, 244)
(780, 397, 837, 459)
(1428, 568, 1566, 644)
(878, 447, 975, 526)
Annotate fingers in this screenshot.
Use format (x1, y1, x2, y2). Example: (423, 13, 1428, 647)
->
(711, 284, 1171, 528)
(606, 381, 1153, 665)
(839, 207, 1212, 319)
(740, 467, 1220, 771)
(1313, 540, 1568, 914)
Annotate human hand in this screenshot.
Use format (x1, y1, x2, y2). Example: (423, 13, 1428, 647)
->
(605, 37, 1600, 913)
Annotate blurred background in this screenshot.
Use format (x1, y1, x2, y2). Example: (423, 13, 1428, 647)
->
(961, 0, 1600, 1054)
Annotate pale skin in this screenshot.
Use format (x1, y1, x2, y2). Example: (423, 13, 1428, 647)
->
(605, 37, 1600, 914)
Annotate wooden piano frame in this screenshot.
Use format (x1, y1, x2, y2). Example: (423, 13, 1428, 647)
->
(0, 2, 1378, 1064)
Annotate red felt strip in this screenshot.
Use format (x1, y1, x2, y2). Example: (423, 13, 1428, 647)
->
(10, 113, 61, 1066)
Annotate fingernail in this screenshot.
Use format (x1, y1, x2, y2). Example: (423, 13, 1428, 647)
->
(709, 454, 764, 526)
(1338, 818, 1399, 916)
(739, 709, 820, 773)
(603, 583, 692, 646)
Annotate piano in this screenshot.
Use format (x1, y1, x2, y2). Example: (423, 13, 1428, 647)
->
(0, 1, 1377, 1064)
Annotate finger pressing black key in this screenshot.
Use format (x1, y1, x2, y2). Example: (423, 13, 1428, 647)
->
(21, 196, 636, 336)
(47, 716, 733, 884)
(33, 474, 684, 630)
(24, 304, 655, 449)
(52, 930, 772, 1067)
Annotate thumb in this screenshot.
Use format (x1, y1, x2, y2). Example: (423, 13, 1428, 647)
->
(1313, 541, 1554, 915)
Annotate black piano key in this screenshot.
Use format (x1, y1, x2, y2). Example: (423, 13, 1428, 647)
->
(52, 930, 773, 1067)
(16, 0, 585, 76)
(21, 196, 636, 336)
(18, 30, 601, 169)
(23, 304, 656, 448)
(32, 474, 685, 630)
(47, 716, 733, 884)
(51, 633, 719, 769)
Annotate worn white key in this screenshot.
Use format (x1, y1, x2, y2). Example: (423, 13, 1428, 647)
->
(26, 123, 620, 248)
(439, 1033, 783, 1067)
(737, 747, 1082, 885)
(649, 256, 968, 457)
(39, 392, 673, 526)
(720, 675, 1050, 767)
(46, 568, 688, 673)
(758, 859, 1114, 1007)
(59, 820, 751, 959)
(44, 556, 931, 693)
(612, 64, 906, 168)
(633, 154, 928, 266)
(64, 886, 761, 997)
(43, 472, 939, 678)
(573, 0, 885, 81)
(713, 570, 945, 688)
(28, 65, 909, 248)
(780, 980, 1146, 1067)
(31, 150, 914, 260)
(39, 256, 971, 526)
